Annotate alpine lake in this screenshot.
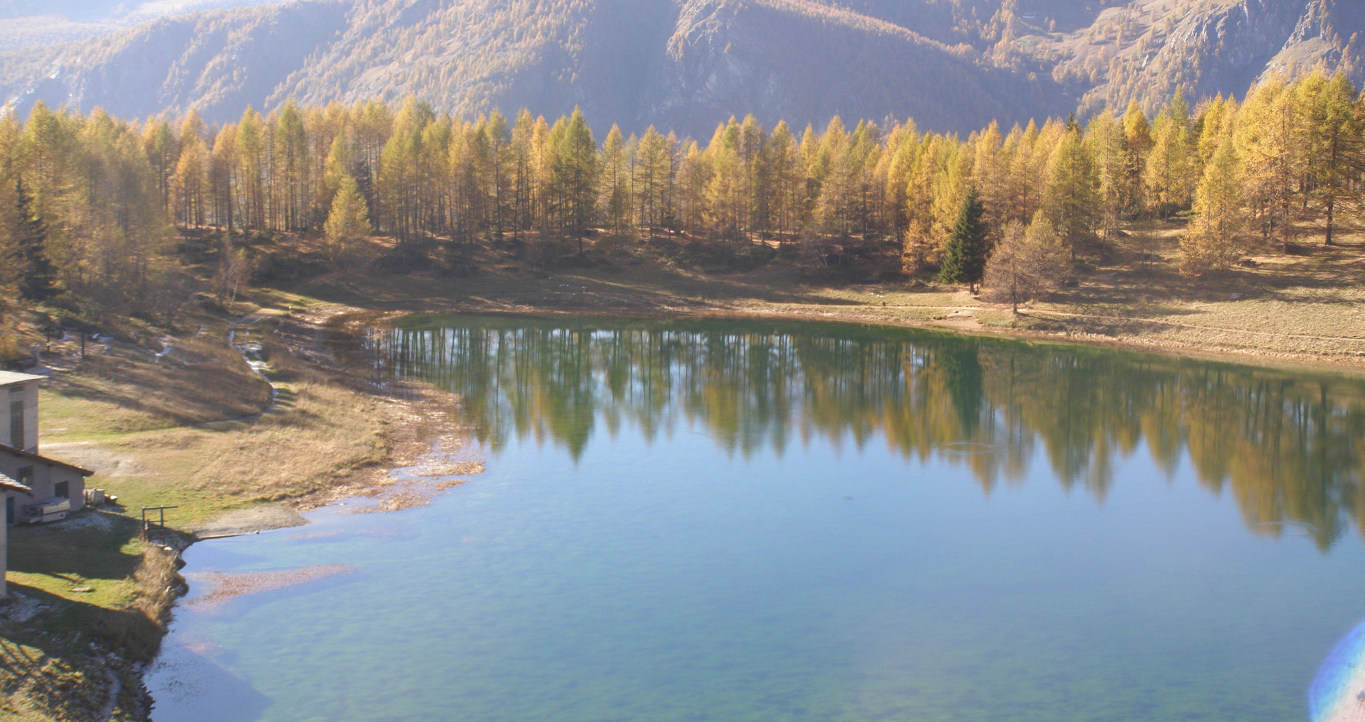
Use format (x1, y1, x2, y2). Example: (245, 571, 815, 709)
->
(146, 314, 1365, 721)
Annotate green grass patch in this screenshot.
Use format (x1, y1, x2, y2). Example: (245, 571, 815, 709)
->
(7, 511, 146, 617)
(0, 511, 180, 720)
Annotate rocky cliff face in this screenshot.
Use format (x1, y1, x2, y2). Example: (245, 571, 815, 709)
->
(1267, 0, 1365, 80)
(1095, 0, 1306, 111)
(0, 0, 1360, 135)
(1063, 0, 1364, 114)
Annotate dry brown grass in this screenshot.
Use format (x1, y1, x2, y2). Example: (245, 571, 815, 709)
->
(40, 321, 271, 442)
(289, 221, 1365, 370)
(1019, 221, 1365, 364)
(39, 302, 466, 528)
(104, 381, 390, 520)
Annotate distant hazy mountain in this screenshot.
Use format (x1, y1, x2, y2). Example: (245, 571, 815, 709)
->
(0, 0, 1360, 136)
(0, 0, 282, 51)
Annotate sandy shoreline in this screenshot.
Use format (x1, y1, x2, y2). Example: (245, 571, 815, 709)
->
(358, 296, 1365, 373)
(181, 303, 486, 536)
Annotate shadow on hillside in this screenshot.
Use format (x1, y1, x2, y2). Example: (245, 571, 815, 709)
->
(299, 258, 857, 313)
(1051, 223, 1365, 319)
(3, 582, 167, 661)
(49, 340, 272, 429)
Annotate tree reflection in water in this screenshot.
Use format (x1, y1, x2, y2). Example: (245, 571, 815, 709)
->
(371, 315, 1365, 552)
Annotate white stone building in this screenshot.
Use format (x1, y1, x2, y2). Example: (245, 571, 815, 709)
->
(0, 371, 91, 525)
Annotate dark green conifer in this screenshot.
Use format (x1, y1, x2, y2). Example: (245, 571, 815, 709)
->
(938, 186, 989, 293)
(14, 181, 59, 302)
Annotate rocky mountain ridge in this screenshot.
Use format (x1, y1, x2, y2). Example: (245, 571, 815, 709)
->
(0, 0, 1360, 136)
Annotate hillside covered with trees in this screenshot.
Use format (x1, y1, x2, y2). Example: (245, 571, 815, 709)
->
(0, 0, 280, 52)
(0, 0, 1361, 138)
(1, 69, 1361, 356)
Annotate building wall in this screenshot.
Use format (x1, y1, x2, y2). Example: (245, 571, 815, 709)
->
(0, 382, 39, 454)
(0, 483, 26, 597)
(0, 453, 86, 523)
(0, 494, 7, 597)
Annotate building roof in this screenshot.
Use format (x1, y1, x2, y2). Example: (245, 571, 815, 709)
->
(0, 444, 93, 476)
(0, 471, 33, 495)
(0, 371, 43, 388)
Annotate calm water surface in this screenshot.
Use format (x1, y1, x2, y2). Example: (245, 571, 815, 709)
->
(146, 316, 1365, 721)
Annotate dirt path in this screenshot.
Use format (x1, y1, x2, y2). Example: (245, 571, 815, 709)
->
(191, 505, 307, 537)
(225, 311, 285, 417)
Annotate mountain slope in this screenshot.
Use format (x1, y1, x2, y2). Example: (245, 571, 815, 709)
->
(2, 1, 350, 123)
(0, 0, 1360, 136)
(265, 0, 1066, 134)
(1049, 0, 1365, 115)
(0, 0, 282, 52)
(648, 0, 1066, 134)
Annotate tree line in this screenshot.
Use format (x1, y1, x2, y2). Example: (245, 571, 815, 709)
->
(1, 70, 1361, 320)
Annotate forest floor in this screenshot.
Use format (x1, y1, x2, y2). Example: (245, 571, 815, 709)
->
(0, 214, 1362, 719)
(299, 219, 1365, 372)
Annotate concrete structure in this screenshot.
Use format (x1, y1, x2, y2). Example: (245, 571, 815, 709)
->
(0, 371, 39, 453)
(0, 371, 91, 524)
(0, 472, 32, 597)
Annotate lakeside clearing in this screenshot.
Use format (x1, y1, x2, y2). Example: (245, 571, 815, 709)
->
(0, 217, 1362, 719)
(298, 220, 1365, 371)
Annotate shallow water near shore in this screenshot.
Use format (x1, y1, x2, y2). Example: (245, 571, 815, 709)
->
(147, 315, 1365, 721)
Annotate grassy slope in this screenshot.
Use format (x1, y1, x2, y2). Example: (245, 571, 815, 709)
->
(35, 299, 404, 527)
(1020, 221, 1365, 362)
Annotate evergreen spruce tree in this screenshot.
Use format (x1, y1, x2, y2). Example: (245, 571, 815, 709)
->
(939, 187, 989, 293)
(13, 181, 58, 302)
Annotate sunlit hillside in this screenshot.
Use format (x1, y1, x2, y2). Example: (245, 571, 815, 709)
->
(0, 0, 1359, 135)
(0, 0, 282, 51)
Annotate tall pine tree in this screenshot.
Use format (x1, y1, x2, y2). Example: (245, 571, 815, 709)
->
(939, 187, 989, 293)
(14, 181, 58, 302)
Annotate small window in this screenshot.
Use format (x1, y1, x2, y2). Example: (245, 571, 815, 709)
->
(54, 481, 69, 499)
(16, 467, 32, 487)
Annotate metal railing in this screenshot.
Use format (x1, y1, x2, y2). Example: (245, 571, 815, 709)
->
(140, 505, 178, 538)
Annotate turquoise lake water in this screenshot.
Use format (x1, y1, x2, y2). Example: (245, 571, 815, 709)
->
(146, 316, 1365, 720)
